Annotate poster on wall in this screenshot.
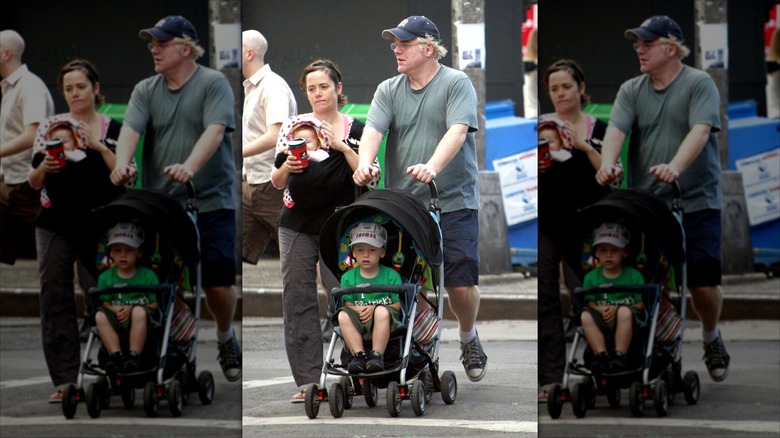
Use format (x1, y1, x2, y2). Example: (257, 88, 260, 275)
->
(493, 150, 538, 226)
(213, 23, 241, 70)
(697, 22, 728, 69)
(735, 148, 780, 226)
(455, 22, 485, 70)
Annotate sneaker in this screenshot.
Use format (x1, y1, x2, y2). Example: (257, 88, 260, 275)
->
(608, 351, 627, 374)
(122, 352, 141, 374)
(591, 351, 609, 377)
(105, 352, 124, 376)
(218, 336, 242, 382)
(348, 351, 368, 374)
(703, 336, 730, 382)
(366, 350, 385, 373)
(459, 331, 488, 382)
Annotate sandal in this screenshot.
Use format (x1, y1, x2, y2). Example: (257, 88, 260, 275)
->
(48, 389, 63, 404)
(538, 383, 557, 403)
(290, 390, 306, 403)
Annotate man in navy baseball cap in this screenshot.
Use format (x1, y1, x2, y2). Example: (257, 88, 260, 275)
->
(139, 15, 198, 42)
(624, 15, 684, 42)
(382, 15, 440, 41)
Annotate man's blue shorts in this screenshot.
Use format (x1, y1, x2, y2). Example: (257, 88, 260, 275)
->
(441, 209, 480, 288)
(683, 208, 722, 288)
(197, 209, 237, 288)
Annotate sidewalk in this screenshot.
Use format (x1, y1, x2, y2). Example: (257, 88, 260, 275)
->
(2, 257, 778, 320)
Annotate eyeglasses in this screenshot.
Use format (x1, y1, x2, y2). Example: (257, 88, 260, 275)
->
(632, 41, 665, 51)
(390, 41, 419, 52)
(147, 41, 180, 52)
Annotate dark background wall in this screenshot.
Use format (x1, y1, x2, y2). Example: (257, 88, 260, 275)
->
(243, 0, 526, 115)
(538, 0, 771, 116)
(2, 0, 212, 113)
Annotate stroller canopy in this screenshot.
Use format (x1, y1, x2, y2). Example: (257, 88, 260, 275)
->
(563, 188, 685, 281)
(319, 188, 442, 278)
(85, 188, 200, 278)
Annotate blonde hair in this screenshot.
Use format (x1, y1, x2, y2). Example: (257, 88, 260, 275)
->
(525, 27, 538, 62)
(660, 35, 690, 59)
(769, 28, 780, 62)
(175, 35, 204, 60)
(417, 35, 447, 60)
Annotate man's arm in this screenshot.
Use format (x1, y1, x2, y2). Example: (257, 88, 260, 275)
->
(164, 124, 226, 183)
(0, 124, 38, 158)
(649, 124, 712, 183)
(242, 122, 281, 158)
(595, 125, 627, 186)
(353, 126, 385, 186)
(110, 125, 142, 186)
(406, 123, 468, 184)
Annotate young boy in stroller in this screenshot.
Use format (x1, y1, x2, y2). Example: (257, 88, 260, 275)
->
(580, 222, 644, 377)
(331, 223, 403, 374)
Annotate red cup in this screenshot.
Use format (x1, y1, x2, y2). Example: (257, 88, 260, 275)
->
(288, 138, 309, 168)
(45, 139, 66, 167)
(538, 138, 552, 169)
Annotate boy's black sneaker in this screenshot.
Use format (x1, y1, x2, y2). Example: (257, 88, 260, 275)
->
(348, 351, 368, 374)
(591, 351, 609, 377)
(105, 352, 124, 376)
(122, 352, 141, 374)
(366, 350, 385, 373)
(608, 351, 628, 374)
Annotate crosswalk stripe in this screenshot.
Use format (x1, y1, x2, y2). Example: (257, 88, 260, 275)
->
(243, 416, 537, 433)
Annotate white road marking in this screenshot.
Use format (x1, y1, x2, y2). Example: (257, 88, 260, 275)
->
(539, 417, 780, 434)
(242, 376, 296, 389)
(0, 376, 51, 389)
(0, 416, 241, 429)
(242, 416, 537, 433)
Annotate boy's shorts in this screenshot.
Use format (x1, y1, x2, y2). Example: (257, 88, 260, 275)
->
(198, 209, 237, 288)
(683, 209, 722, 288)
(441, 209, 480, 288)
(332, 305, 403, 339)
(96, 305, 160, 333)
(582, 305, 644, 333)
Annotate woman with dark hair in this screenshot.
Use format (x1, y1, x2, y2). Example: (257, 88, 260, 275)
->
(537, 59, 615, 402)
(27, 59, 127, 402)
(270, 59, 380, 402)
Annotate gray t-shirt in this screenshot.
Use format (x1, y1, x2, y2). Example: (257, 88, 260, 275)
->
(610, 65, 722, 212)
(124, 65, 236, 212)
(366, 65, 479, 212)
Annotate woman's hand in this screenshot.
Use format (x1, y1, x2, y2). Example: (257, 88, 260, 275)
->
(284, 152, 304, 174)
(77, 123, 107, 153)
(356, 305, 375, 323)
(563, 120, 590, 152)
(320, 121, 348, 153)
(39, 153, 62, 174)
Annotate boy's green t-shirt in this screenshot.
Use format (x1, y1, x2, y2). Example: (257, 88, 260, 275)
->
(341, 264, 402, 306)
(97, 266, 160, 306)
(583, 266, 644, 306)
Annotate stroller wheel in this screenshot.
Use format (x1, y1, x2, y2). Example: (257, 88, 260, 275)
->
(571, 383, 588, 418)
(418, 369, 434, 404)
(121, 383, 135, 408)
(683, 370, 700, 405)
(586, 378, 597, 409)
(547, 383, 563, 419)
(606, 385, 621, 408)
(653, 380, 669, 417)
(341, 377, 354, 410)
(61, 384, 79, 419)
(363, 379, 378, 408)
(629, 381, 645, 417)
(411, 379, 426, 417)
(328, 382, 345, 418)
(304, 383, 320, 419)
(197, 371, 215, 405)
(168, 380, 184, 417)
(86, 382, 102, 418)
(143, 382, 160, 417)
(386, 381, 402, 418)
(98, 376, 111, 409)
(440, 370, 457, 405)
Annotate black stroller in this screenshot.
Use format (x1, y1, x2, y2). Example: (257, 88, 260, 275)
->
(548, 183, 700, 418)
(61, 183, 214, 419)
(304, 183, 458, 419)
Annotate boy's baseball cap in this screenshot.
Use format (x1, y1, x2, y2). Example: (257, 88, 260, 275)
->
(592, 222, 630, 248)
(624, 15, 684, 42)
(107, 223, 145, 248)
(382, 16, 440, 41)
(350, 223, 388, 248)
(139, 15, 198, 42)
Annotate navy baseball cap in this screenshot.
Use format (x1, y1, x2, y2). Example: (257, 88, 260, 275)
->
(624, 15, 684, 42)
(382, 16, 440, 41)
(139, 15, 198, 42)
